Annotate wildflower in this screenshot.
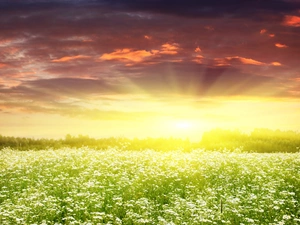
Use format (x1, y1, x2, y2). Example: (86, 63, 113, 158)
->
(245, 218, 254, 223)
(282, 215, 291, 220)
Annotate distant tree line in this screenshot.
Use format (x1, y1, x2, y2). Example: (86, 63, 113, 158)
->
(0, 128, 299, 153)
(200, 128, 300, 153)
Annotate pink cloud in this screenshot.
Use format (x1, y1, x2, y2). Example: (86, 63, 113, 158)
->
(204, 26, 214, 31)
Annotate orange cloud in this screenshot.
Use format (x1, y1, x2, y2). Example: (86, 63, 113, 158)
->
(4, 47, 20, 55)
(215, 56, 281, 67)
(195, 47, 201, 53)
(238, 58, 265, 65)
(214, 58, 231, 66)
(271, 62, 282, 66)
(226, 56, 265, 66)
(100, 49, 154, 63)
(64, 36, 93, 42)
(160, 43, 179, 55)
(204, 26, 214, 31)
(260, 29, 267, 34)
(144, 35, 152, 40)
(0, 39, 13, 47)
(9, 71, 37, 79)
(0, 63, 7, 68)
(260, 29, 275, 38)
(192, 47, 204, 64)
(100, 43, 180, 65)
(82, 39, 93, 43)
(192, 55, 204, 64)
(52, 55, 91, 62)
(283, 15, 300, 27)
(151, 50, 160, 54)
(275, 43, 288, 48)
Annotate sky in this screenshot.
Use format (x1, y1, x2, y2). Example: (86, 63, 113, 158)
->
(0, 0, 300, 140)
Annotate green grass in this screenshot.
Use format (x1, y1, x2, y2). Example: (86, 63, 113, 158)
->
(0, 148, 299, 224)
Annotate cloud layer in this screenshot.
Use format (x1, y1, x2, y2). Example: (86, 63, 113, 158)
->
(0, 0, 299, 120)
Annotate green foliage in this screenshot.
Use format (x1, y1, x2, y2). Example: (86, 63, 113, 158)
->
(200, 128, 300, 153)
(0, 149, 299, 224)
(0, 135, 192, 152)
(0, 128, 300, 152)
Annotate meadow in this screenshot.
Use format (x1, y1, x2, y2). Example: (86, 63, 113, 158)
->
(0, 147, 299, 225)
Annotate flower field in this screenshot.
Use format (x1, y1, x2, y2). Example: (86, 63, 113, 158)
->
(0, 148, 299, 225)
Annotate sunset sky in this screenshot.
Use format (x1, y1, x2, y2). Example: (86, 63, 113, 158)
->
(0, 0, 300, 140)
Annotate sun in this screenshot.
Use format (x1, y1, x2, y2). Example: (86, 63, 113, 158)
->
(174, 120, 193, 130)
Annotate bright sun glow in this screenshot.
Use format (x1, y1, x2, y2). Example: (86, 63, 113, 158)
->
(174, 121, 193, 129)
